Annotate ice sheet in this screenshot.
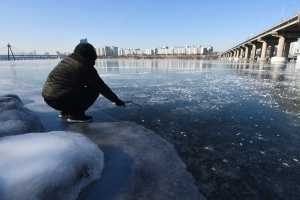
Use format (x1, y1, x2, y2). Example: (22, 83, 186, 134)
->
(1, 59, 300, 199)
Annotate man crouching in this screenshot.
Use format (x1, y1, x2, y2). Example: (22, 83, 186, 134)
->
(42, 42, 125, 122)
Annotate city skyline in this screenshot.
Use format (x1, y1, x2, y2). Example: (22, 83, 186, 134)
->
(1, 39, 213, 56)
(95, 44, 213, 56)
(1, 0, 300, 54)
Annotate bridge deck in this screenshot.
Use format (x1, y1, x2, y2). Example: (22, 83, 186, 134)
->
(0, 54, 67, 61)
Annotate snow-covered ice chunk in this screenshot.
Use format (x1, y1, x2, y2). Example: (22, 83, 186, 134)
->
(0, 94, 42, 137)
(0, 131, 104, 200)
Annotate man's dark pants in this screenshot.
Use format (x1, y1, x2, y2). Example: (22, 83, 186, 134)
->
(44, 86, 100, 116)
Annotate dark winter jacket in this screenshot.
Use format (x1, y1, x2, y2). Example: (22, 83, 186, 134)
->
(42, 43, 118, 102)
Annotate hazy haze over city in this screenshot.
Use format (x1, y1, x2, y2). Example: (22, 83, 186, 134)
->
(1, 0, 300, 54)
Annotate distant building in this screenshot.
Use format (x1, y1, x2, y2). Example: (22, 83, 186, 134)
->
(201, 46, 213, 55)
(198, 46, 205, 54)
(186, 46, 198, 55)
(111, 46, 118, 56)
(33, 51, 36, 55)
(104, 46, 111, 56)
(206, 46, 213, 54)
(289, 41, 299, 55)
(156, 46, 170, 55)
(44, 52, 50, 55)
(118, 48, 124, 56)
(176, 46, 186, 55)
(95, 47, 100, 56)
(95, 47, 106, 56)
(123, 48, 133, 55)
(80, 38, 87, 43)
(143, 49, 153, 55)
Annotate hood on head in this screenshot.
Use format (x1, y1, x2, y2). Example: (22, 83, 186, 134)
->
(73, 43, 97, 65)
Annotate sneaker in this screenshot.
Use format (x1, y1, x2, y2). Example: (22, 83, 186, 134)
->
(59, 111, 69, 118)
(67, 115, 93, 123)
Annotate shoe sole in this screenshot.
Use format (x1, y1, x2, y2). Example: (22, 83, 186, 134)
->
(59, 115, 69, 118)
(67, 118, 93, 123)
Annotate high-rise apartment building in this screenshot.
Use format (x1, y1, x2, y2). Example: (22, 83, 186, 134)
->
(111, 46, 118, 56)
(104, 46, 111, 56)
(80, 38, 87, 43)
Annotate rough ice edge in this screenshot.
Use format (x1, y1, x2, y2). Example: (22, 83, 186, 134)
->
(0, 94, 42, 137)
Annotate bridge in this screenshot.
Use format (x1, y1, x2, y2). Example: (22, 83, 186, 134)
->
(0, 44, 67, 61)
(220, 10, 300, 63)
(0, 54, 66, 61)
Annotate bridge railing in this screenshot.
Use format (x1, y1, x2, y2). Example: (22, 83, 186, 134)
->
(222, 10, 300, 55)
(248, 12, 298, 42)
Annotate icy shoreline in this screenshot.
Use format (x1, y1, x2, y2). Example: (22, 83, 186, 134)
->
(0, 94, 204, 200)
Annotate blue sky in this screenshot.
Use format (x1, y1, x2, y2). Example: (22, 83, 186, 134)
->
(1, 0, 300, 54)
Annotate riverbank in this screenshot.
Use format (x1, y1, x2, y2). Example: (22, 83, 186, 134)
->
(98, 54, 219, 60)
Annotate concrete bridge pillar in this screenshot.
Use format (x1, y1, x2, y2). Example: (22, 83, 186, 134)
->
(246, 46, 251, 59)
(284, 40, 292, 57)
(271, 35, 286, 63)
(243, 46, 250, 60)
(277, 36, 285, 57)
(269, 43, 275, 58)
(235, 49, 240, 60)
(239, 48, 244, 59)
(258, 40, 268, 61)
(250, 44, 257, 60)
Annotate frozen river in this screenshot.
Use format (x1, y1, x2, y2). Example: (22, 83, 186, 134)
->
(1, 59, 300, 199)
